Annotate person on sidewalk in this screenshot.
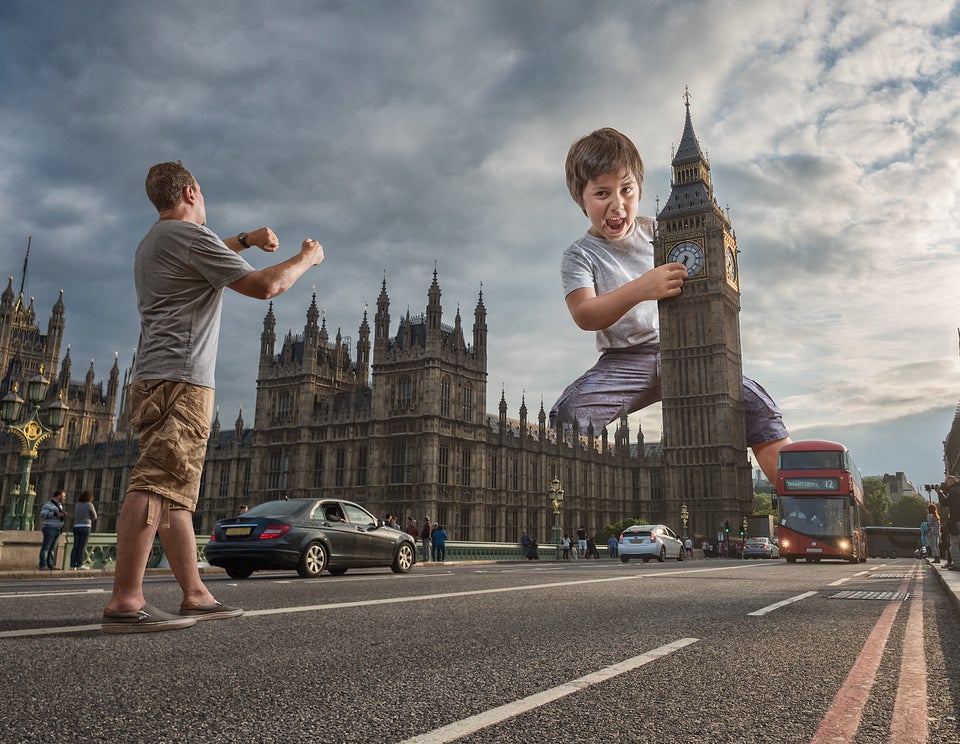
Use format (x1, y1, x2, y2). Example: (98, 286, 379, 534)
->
(38, 490, 66, 570)
(937, 476, 960, 570)
(102, 161, 325, 633)
(70, 489, 97, 569)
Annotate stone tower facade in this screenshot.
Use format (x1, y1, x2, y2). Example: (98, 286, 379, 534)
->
(654, 96, 753, 539)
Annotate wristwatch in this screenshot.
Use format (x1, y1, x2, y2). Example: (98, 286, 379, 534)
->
(237, 232, 250, 249)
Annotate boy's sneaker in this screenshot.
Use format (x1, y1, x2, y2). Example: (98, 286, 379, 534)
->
(178, 600, 243, 621)
(102, 603, 198, 634)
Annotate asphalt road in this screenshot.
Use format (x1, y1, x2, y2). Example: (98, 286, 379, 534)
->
(2, 557, 959, 743)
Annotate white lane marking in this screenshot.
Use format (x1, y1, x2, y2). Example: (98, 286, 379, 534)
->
(399, 638, 700, 744)
(829, 578, 851, 586)
(0, 588, 109, 600)
(747, 590, 818, 616)
(0, 563, 756, 637)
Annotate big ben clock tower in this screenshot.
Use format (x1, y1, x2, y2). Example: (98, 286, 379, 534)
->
(654, 92, 753, 540)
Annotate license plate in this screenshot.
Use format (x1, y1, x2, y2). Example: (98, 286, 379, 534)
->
(805, 547, 823, 553)
(225, 526, 253, 537)
(630, 538, 644, 544)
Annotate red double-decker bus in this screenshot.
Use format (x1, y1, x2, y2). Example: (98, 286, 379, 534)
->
(774, 440, 868, 563)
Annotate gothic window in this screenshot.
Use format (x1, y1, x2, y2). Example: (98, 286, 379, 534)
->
(356, 446, 368, 486)
(486, 507, 497, 542)
(459, 448, 471, 487)
(278, 391, 293, 421)
(461, 384, 473, 421)
(111, 470, 122, 502)
(440, 377, 451, 417)
(243, 461, 252, 494)
(93, 470, 102, 497)
(268, 449, 289, 495)
(397, 376, 413, 410)
(511, 457, 518, 491)
(391, 439, 413, 483)
(335, 447, 346, 487)
(439, 446, 449, 485)
(313, 449, 324, 489)
(490, 454, 498, 489)
(219, 465, 230, 499)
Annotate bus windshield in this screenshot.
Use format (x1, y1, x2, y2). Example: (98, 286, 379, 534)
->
(779, 450, 844, 470)
(779, 496, 850, 536)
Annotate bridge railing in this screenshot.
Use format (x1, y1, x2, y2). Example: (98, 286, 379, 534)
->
(59, 534, 611, 569)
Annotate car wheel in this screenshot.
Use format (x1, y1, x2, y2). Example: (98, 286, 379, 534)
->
(620, 556, 629, 563)
(328, 567, 348, 576)
(677, 547, 684, 562)
(786, 556, 797, 563)
(225, 566, 253, 580)
(392, 542, 415, 573)
(642, 556, 650, 563)
(658, 546, 666, 563)
(297, 541, 327, 578)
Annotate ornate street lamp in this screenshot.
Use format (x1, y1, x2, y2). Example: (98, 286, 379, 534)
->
(1, 368, 69, 530)
(548, 476, 564, 558)
(680, 503, 689, 536)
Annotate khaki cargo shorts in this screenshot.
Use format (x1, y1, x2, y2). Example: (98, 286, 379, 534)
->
(127, 380, 214, 518)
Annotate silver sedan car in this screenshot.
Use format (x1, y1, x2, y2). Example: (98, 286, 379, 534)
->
(743, 537, 780, 559)
(618, 524, 685, 563)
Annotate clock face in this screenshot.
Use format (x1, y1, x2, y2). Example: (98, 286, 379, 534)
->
(725, 246, 738, 286)
(666, 241, 705, 277)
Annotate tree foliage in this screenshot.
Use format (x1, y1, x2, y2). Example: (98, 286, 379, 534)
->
(864, 477, 891, 525)
(595, 517, 649, 544)
(753, 492, 774, 515)
(888, 492, 928, 528)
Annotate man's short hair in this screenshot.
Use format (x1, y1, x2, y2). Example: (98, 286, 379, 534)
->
(145, 161, 196, 212)
(565, 127, 644, 212)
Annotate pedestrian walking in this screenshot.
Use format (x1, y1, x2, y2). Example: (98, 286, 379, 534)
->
(927, 503, 941, 563)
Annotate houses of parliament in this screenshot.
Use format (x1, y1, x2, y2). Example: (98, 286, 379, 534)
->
(0, 266, 655, 543)
(0, 103, 773, 543)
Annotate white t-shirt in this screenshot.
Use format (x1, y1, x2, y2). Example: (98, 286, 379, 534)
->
(559, 217, 659, 352)
(133, 220, 253, 387)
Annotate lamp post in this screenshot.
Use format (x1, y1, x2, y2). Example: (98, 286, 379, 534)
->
(680, 503, 689, 536)
(1, 370, 68, 530)
(548, 476, 564, 559)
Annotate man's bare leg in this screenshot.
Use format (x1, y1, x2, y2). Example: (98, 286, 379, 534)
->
(106, 490, 160, 613)
(158, 508, 217, 609)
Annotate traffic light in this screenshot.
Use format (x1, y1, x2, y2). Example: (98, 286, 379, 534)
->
(724, 520, 730, 534)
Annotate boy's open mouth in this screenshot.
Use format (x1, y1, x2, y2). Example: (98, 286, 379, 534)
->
(606, 217, 626, 231)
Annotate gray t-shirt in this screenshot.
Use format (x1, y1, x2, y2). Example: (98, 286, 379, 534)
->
(560, 216, 659, 351)
(133, 220, 254, 387)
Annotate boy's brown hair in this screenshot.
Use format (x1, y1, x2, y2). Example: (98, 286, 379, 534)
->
(565, 128, 644, 213)
(145, 160, 197, 213)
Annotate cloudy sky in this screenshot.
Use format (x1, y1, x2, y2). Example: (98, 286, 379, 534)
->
(2, 0, 958, 489)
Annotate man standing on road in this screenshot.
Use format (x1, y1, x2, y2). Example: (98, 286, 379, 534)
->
(38, 490, 66, 570)
(102, 161, 325, 633)
(420, 516, 432, 562)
